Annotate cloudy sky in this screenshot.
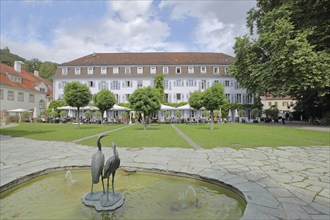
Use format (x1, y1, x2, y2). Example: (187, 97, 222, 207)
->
(1, 0, 256, 64)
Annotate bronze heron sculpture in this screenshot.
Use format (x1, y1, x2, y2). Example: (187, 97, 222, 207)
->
(90, 134, 107, 194)
(103, 142, 120, 201)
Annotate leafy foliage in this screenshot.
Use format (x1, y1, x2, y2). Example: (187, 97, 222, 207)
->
(64, 82, 92, 128)
(93, 89, 116, 124)
(154, 74, 165, 103)
(39, 61, 57, 81)
(202, 83, 226, 129)
(188, 91, 203, 110)
(129, 86, 161, 130)
(230, 1, 330, 117)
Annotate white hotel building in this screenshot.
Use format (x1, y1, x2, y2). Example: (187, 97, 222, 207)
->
(53, 52, 255, 120)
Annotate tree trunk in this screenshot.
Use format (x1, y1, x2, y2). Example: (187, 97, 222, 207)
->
(101, 110, 104, 125)
(210, 110, 214, 130)
(143, 112, 147, 130)
(77, 107, 80, 129)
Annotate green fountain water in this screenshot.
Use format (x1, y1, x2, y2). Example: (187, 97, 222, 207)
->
(0, 169, 246, 219)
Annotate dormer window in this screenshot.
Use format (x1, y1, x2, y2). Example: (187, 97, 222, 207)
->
(88, 67, 94, 75)
(200, 66, 206, 74)
(137, 67, 143, 74)
(188, 66, 194, 74)
(213, 67, 219, 74)
(75, 67, 81, 75)
(175, 67, 181, 74)
(101, 67, 107, 74)
(125, 67, 131, 75)
(7, 74, 22, 83)
(150, 67, 156, 74)
(163, 66, 169, 74)
(113, 67, 119, 74)
(62, 67, 68, 75)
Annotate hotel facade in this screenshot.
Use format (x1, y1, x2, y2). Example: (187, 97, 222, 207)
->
(53, 52, 255, 120)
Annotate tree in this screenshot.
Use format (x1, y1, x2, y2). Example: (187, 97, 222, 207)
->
(129, 86, 161, 130)
(189, 91, 203, 125)
(39, 61, 57, 81)
(64, 82, 92, 128)
(230, 1, 330, 118)
(202, 83, 226, 129)
(93, 89, 116, 125)
(48, 99, 67, 114)
(154, 74, 165, 102)
(25, 58, 41, 73)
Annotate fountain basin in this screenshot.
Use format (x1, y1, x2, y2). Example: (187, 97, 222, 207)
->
(0, 168, 246, 219)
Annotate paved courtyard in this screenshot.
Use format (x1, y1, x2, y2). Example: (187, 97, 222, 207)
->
(0, 134, 329, 219)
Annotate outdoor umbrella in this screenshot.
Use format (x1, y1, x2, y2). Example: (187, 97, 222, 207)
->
(8, 108, 32, 122)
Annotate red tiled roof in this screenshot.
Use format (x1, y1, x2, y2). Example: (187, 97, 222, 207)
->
(0, 64, 53, 97)
(60, 52, 234, 66)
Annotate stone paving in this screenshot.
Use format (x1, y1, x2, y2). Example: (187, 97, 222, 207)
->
(0, 134, 329, 219)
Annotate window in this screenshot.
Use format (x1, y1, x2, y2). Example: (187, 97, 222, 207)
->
(39, 100, 45, 109)
(62, 68, 68, 75)
(99, 81, 108, 90)
(18, 92, 24, 101)
(163, 66, 169, 74)
(187, 80, 195, 87)
(137, 67, 143, 74)
(226, 94, 230, 102)
(75, 67, 81, 75)
(88, 67, 94, 75)
(176, 93, 181, 101)
(101, 67, 107, 74)
(213, 67, 219, 74)
(112, 81, 120, 90)
(200, 66, 206, 74)
(283, 102, 288, 107)
(125, 94, 130, 100)
(225, 80, 230, 87)
(88, 81, 95, 88)
(29, 94, 35, 103)
(274, 102, 278, 107)
(125, 67, 131, 75)
(137, 80, 143, 88)
(8, 74, 21, 83)
(40, 88, 46, 93)
(59, 81, 67, 89)
(8, 91, 14, 101)
(225, 67, 229, 75)
(150, 67, 156, 74)
(124, 81, 132, 88)
(175, 67, 181, 74)
(0, 89, 3, 100)
(175, 80, 184, 87)
(247, 95, 253, 104)
(188, 66, 194, 74)
(113, 67, 119, 74)
(268, 102, 272, 107)
(236, 94, 242, 103)
(115, 95, 119, 103)
(201, 80, 206, 89)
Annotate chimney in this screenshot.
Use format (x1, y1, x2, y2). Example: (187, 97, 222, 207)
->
(14, 61, 23, 73)
(34, 70, 39, 77)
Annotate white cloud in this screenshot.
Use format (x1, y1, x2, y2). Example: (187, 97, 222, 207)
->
(2, 0, 175, 63)
(159, 0, 255, 55)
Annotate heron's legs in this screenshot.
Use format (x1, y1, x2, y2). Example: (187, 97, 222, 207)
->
(106, 177, 110, 201)
(91, 183, 94, 195)
(112, 172, 116, 195)
(101, 174, 105, 194)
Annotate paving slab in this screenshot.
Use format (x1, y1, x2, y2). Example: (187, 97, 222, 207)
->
(0, 134, 329, 219)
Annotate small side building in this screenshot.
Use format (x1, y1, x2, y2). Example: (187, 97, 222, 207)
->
(0, 61, 53, 122)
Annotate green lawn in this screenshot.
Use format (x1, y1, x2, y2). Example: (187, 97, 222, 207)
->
(0, 123, 125, 142)
(176, 123, 330, 149)
(77, 124, 191, 148)
(1, 123, 328, 149)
